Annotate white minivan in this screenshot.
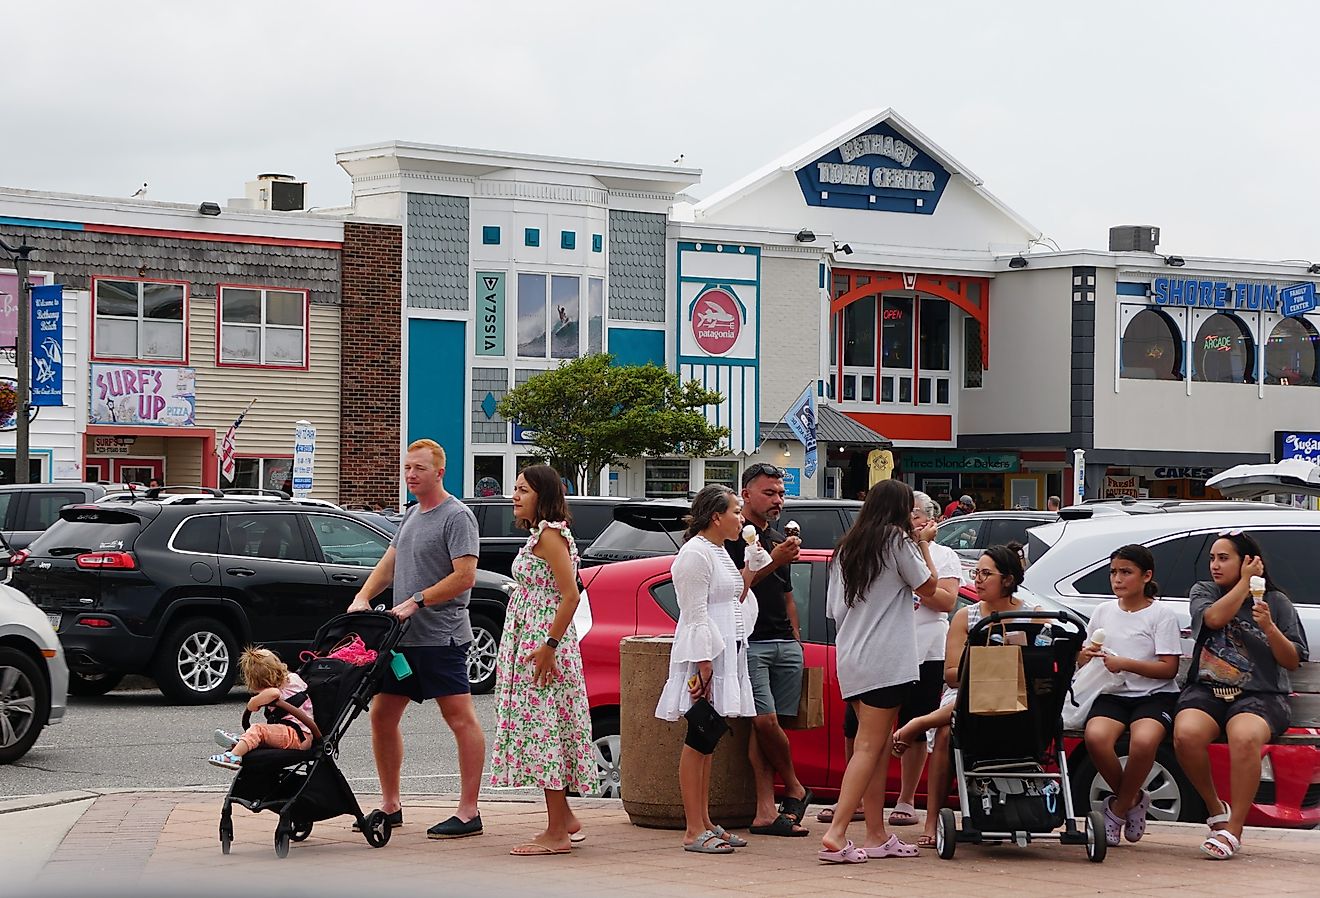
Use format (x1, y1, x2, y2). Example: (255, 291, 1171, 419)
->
(1023, 504, 1320, 645)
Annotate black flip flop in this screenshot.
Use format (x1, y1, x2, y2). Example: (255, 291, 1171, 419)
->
(749, 813, 809, 837)
(779, 788, 815, 825)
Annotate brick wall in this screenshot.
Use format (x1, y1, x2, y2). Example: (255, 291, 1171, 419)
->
(340, 221, 403, 505)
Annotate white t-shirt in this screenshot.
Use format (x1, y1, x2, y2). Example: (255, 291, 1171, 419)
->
(914, 542, 961, 663)
(827, 534, 931, 699)
(1086, 599, 1182, 697)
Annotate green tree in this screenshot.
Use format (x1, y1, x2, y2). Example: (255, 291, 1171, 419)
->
(497, 354, 729, 492)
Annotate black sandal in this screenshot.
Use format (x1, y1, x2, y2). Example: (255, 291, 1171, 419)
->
(779, 788, 815, 825)
(748, 813, 809, 837)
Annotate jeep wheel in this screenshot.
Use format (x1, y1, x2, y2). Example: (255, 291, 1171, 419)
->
(67, 671, 125, 697)
(153, 617, 239, 705)
(467, 614, 500, 695)
(0, 646, 50, 764)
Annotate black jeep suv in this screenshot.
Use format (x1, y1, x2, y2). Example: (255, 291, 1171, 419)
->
(11, 498, 516, 703)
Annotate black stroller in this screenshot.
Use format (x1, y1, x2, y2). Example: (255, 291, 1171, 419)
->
(219, 611, 406, 858)
(936, 609, 1108, 863)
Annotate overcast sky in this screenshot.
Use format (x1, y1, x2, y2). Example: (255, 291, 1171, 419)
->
(5, 1, 1317, 262)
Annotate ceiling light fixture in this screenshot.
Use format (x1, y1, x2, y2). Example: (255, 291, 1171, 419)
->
(1008, 255, 1028, 269)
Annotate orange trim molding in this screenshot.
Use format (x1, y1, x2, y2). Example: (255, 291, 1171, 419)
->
(843, 411, 952, 442)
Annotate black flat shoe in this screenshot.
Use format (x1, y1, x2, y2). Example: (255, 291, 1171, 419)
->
(427, 814, 483, 839)
(353, 809, 403, 832)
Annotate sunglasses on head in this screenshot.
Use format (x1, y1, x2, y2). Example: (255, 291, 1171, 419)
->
(1218, 529, 1244, 537)
(745, 463, 784, 479)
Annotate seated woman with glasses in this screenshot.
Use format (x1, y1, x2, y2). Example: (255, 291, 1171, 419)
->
(890, 543, 1038, 846)
(1173, 530, 1309, 861)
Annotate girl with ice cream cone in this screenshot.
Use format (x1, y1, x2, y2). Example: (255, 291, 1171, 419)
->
(1076, 544, 1182, 847)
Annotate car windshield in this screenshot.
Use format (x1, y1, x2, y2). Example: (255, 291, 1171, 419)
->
(936, 519, 983, 550)
(29, 510, 144, 555)
(584, 520, 684, 556)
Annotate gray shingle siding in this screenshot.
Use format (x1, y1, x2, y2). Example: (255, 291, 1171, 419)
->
(608, 210, 666, 322)
(407, 194, 469, 310)
(472, 367, 509, 443)
(0, 226, 340, 304)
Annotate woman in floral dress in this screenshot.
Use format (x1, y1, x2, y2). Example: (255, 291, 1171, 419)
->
(489, 464, 597, 856)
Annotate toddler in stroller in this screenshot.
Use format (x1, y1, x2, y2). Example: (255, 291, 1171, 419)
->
(210, 648, 317, 770)
(217, 611, 406, 858)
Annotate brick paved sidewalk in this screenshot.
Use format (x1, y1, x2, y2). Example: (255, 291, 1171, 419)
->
(22, 792, 1320, 898)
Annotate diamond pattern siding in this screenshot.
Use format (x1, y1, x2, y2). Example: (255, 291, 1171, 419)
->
(0, 226, 340, 304)
(471, 367, 509, 443)
(407, 194, 470, 310)
(608, 210, 666, 322)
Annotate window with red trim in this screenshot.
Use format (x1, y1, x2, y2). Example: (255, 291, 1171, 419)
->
(93, 278, 186, 362)
(229, 456, 293, 493)
(219, 287, 308, 367)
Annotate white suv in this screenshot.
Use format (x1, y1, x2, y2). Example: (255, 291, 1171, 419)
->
(1023, 504, 1320, 645)
(1, 571, 68, 763)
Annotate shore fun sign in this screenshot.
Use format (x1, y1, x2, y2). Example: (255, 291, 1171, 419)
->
(90, 364, 195, 426)
(1151, 277, 1319, 317)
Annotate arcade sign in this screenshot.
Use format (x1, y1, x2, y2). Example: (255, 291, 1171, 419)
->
(795, 121, 950, 215)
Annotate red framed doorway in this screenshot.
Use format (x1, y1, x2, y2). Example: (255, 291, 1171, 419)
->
(85, 458, 165, 486)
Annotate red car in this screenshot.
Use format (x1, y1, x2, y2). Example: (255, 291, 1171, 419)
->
(579, 555, 1320, 828)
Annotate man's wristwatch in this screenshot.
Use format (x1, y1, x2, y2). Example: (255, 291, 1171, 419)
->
(411, 590, 426, 607)
(545, 636, 560, 649)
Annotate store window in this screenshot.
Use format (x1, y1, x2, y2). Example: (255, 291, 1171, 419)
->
(842, 296, 875, 367)
(587, 278, 604, 355)
(1264, 317, 1320, 387)
(472, 455, 504, 497)
(881, 297, 913, 368)
(518, 273, 590, 360)
(1193, 313, 1254, 383)
(93, 278, 186, 362)
(218, 287, 308, 367)
(0, 458, 44, 485)
(229, 457, 293, 494)
(550, 275, 579, 359)
(919, 299, 950, 371)
(703, 460, 739, 488)
(1120, 309, 1183, 381)
(645, 459, 690, 498)
(964, 318, 983, 388)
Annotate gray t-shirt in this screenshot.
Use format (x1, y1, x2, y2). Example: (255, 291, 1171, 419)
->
(826, 533, 931, 699)
(390, 497, 480, 647)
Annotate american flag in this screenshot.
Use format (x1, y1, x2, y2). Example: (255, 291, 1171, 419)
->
(219, 401, 255, 482)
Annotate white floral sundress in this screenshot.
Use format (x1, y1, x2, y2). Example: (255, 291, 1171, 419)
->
(488, 521, 598, 793)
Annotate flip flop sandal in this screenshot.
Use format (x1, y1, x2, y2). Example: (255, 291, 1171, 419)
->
(570, 831, 586, 844)
(887, 804, 919, 827)
(818, 840, 868, 864)
(711, 826, 748, 848)
(683, 830, 734, 854)
(864, 835, 919, 858)
(916, 834, 938, 849)
(207, 751, 241, 770)
(816, 807, 864, 823)
(749, 813, 809, 837)
(1124, 790, 1151, 843)
(1102, 797, 1124, 847)
(779, 789, 815, 825)
(1200, 830, 1241, 860)
(511, 842, 571, 856)
(1205, 802, 1231, 833)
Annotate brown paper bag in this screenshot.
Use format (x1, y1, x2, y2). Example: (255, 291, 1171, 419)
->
(967, 643, 1028, 715)
(783, 666, 824, 730)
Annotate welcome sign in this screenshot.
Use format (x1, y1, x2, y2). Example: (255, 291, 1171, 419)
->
(795, 121, 950, 215)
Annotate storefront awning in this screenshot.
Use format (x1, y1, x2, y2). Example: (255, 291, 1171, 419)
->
(759, 404, 891, 449)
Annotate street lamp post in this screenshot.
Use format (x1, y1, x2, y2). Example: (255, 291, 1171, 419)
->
(0, 236, 36, 484)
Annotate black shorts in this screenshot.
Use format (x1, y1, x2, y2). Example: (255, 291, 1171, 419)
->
(841, 680, 915, 740)
(379, 643, 471, 702)
(1176, 683, 1291, 741)
(895, 660, 946, 742)
(1086, 692, 1176, 732)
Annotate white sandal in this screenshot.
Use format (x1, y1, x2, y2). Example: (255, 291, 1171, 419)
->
(1200, 803, 1237, 859)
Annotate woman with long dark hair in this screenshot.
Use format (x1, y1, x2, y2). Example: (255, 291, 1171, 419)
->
(1078, 544, 1181, 847)
(1173, 531, 1308, 860)
(654, 485, 757, 854)
(819, 480, 938, 864)
(489, 464, 597, 856)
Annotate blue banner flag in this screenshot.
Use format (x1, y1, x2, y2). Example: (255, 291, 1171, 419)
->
(783, 385, 818, 479)
(30, 284, 63, 407)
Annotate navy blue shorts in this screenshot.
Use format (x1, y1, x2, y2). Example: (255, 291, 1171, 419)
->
(379, 643, 471, 702)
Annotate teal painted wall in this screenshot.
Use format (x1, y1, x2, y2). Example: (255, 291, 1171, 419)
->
(408, 318, 466, 495)
(607, 327, 665, 368)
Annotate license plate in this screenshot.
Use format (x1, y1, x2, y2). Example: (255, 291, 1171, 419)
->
(46, 612, 61, 632)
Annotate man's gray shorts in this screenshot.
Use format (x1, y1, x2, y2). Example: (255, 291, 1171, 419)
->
(746, 640, 804, 717)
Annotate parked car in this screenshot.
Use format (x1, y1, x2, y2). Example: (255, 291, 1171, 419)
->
(1023, 504, 1320, 645)
(936, 510, 1058, 562)
(10, 497, 517, 702)
(577, 551, 1320, 826)
(579, 498, 862, 567)
(0, 482, 111, 551)
(0, 561, 68, 763)
(464, 495, 625, 577)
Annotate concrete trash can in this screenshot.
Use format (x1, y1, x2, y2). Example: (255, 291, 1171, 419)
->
(620, 635, 756, 829)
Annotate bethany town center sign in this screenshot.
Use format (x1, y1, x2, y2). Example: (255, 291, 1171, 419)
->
(795, 121, 951, 215)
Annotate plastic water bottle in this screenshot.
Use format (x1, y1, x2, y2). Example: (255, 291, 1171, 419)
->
(1034, 624, 1054, 647)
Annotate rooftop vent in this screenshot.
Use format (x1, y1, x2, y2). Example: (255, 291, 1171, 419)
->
(1109, 225, 1160, 253)
(244, 173, 306, 212)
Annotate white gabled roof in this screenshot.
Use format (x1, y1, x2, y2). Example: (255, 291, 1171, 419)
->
(695, 108, 1040, 239)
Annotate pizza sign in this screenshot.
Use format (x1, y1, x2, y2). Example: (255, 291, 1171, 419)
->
(690, 287, 741, 356)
